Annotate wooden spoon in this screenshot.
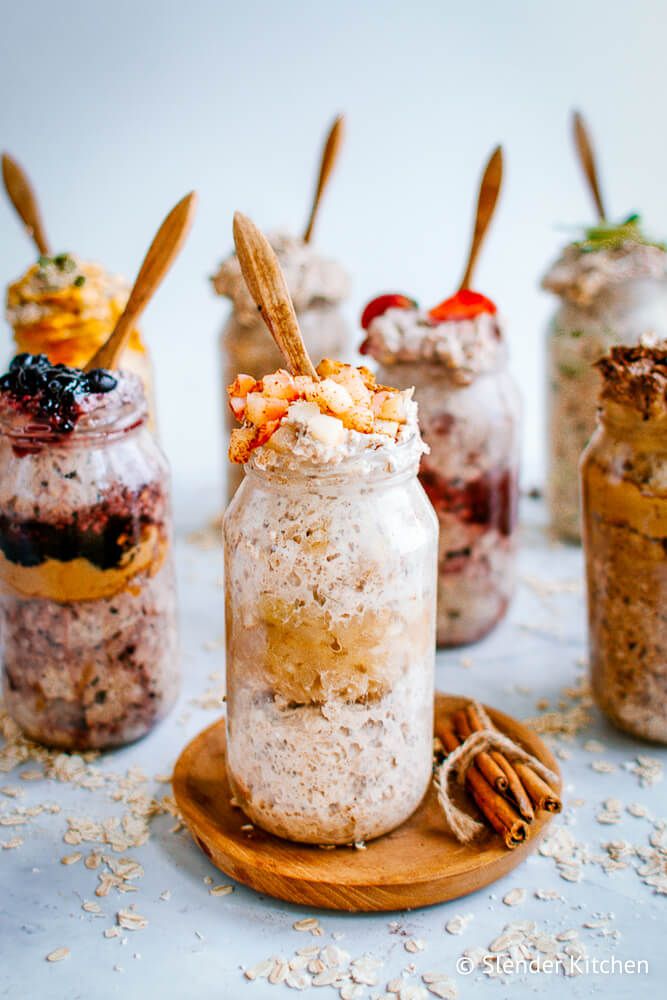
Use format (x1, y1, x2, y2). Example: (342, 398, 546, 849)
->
(572, 110, 606, 221)
(85, 191, 197, 372)
(2, 153, 51, 256)
(234, 211, 318, 378)
(458, 145, 503, 290)
(302, 114, 345, 244)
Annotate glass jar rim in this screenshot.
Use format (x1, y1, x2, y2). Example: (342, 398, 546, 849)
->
(0, 392, 148, 448)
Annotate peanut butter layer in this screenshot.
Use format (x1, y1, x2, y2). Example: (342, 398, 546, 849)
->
(0, 527, 167, 602)
(585, 461, 667, 539)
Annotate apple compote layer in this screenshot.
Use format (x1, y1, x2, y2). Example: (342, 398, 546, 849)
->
(224, 364, 437, 843)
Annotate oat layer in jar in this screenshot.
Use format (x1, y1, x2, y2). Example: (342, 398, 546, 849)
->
(581, 344, 667, 743)
(543, 218, 667, 542)
(6, 254, 157, 426)
(362, 293, 520, 647)
(213, 233, 351, 501)
(224, 361, 437, 844)
(0, 354, 178, 750)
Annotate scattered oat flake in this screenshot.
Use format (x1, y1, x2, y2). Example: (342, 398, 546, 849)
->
(503, 887, 526, 906)
(104, 927, 121, 939)
(82, 901, 101, 913)
(591, 760, 617, 774)
(583, 739, 606, 753)
(46, 948, 70, 962)
(627, 802, 650, 818)
(20, 769, 43, 781)
(425, 980, 458, 999)
(117, 909, 148, 931)
(1, 836, 22, 849)
(209, 884, 233, 896)
(61, 852, 82, 865)
(0, 785, 22, 798)
(159, 890, 171, 901)
(405, 938, 425, 953)
(445, 913, 473, 935)
(293, 917, 321, 933)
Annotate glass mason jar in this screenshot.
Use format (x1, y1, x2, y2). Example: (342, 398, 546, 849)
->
(546, 277, 667, 542)
(221, 306, 350, 501)
(581, 363, 667, 743)
(376, 359, 520, 648)
(223, 439, 437, 844)
(0, 374, 178, 749)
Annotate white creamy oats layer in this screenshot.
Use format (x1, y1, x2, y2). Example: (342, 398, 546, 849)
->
(212, 231, 350, 326)
(364, 307, 505, 382)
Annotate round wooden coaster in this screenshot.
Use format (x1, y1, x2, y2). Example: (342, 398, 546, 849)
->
(172, 693, 560, 912)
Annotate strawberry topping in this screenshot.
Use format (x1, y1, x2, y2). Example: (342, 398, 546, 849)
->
(428, 289, 497, 323)
(360, 293, 417, 332)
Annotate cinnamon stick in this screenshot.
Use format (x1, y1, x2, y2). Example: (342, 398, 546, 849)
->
(452, 709, 508, 793)
(465, 704, 534, 822)
(514, 762, 562, 814)
(436, 722, 528, 850)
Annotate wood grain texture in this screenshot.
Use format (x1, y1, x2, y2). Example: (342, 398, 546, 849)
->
(85, 191, 197, 372)
(303, 114, 345, 244)
(173, 693, 560, 912)
(233, 212, 318, 378)
(459, 145, 503, 291)
(2, 153, 50, 255)
(572, 110, 606, 221)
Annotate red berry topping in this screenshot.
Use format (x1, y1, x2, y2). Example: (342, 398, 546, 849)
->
(360, 293, 417, 331)
(428, 289, 497, 323)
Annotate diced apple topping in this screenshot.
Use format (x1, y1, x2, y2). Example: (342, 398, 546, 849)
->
(227, 361, 414, 463)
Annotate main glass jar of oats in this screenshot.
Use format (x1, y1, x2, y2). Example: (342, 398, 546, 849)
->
(224, 362, 437, 844)
(581, 343, 667, 743)
(543, 218, 667, 542)
(0, 355, 178, 750)
(212, 232, 351, 502)
(6, 254, 156, 426)
(362, 298, 520, 647)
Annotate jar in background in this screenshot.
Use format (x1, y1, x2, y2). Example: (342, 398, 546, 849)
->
(364, 302, 520, 647)
(224, 365, 437, 844)
(543, 220, 667, 542)
(581, 343, 667, 743)
(6, 254, 157, 427)
(0, 359, 178, 750)
(212, 232, 351, 502)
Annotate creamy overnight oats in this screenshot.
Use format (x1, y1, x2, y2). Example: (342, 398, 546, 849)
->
(213, 232, 351, 500)
(543, 216, 667, 541)
(223, 360, 437, 844)
(361, 290, 520, 647)
(6, 254, 156, 421)
(581, 343, 667, 743)
(0, 354, 178, 749)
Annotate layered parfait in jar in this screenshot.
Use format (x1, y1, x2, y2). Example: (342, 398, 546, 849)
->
(213, 233, 351, 500)
(581, 342, 667, 743)
(543, 216, 667, 541)
(224, 360, 437, 844)
(6, 253, 156, 425)
(0, 353, 178, 750)
(361, 290, 520, 647)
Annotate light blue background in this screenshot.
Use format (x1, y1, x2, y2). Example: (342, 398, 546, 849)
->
(2, 0, 667, 513)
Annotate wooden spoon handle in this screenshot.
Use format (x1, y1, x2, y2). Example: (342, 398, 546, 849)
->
(458, 145, 503, 291)
(572, 110, 606, 221)
(234, 211, 317, 378)
(2, 153, 50, 255)
(302, 114, 345, 244)
(85, 191, 197, 372)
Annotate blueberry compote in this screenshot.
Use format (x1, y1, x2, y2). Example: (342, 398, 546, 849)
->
(0, 365, 179, 750)
(0, 353, 117, 433)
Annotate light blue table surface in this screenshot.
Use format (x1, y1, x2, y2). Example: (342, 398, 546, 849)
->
(1, 496, 666, 999)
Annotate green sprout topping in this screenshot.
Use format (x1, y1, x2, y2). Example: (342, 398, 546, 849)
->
(575, 214, 666, 253)
(36, 253, 85, 287)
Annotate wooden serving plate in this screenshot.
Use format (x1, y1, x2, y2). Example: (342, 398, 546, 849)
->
(172, 693, 560, 912)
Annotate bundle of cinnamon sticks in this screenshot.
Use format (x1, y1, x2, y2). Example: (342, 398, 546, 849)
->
(435, 703, 562, 850)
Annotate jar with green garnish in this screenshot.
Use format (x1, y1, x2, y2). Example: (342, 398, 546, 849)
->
(542, 215, 667, 542)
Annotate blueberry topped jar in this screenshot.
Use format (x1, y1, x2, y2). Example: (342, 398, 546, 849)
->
(0, 355, 178, 749)
(542, 217, 667, 541)
(6, 254, 157, 427)
(212, 232, 351, 501)
(362, 292, 520, 647)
